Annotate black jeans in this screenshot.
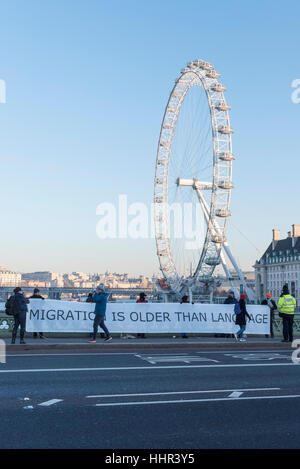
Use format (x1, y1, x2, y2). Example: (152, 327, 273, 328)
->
(282, 314, 294, 341)
(93, 315, 110, 339)
(270, 313, 274, 338)
(12, 312, 26, 338)
(266, 314, 275, 338)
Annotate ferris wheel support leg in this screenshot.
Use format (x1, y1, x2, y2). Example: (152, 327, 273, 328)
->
(221, 243, 255, 302)
(195, 188, 232, 280)
(195, 187, 255, 302)
(188, 286, 193, 304)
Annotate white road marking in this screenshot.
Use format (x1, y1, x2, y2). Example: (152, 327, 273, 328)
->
(228, 391, 243, 398)
(38, 399, 63, 407)
(86, 388, 279, 398)
(94, 394, 300, 407)
(225, 353, 291, 361)
(0, 362, 299, 373)
(137, 354, 219, 364)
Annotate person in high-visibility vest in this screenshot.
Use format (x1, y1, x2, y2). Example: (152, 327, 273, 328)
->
(277, 285, 296, 343)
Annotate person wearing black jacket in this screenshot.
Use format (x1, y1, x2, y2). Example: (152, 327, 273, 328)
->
(222, 290, 238, 338)
(11, 287, 29, 344)
(86, 292, 94, 303)
(224, 290, 238, 305)
(261, 292, 276, 338)
(180, 295, 190, 339)
(29, 288, 45, 339)
(234, 293, 251, 342)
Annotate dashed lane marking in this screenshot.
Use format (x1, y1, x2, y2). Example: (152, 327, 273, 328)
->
(225, 353, 291, 361)
(38, 399, 63, 407)
(135, 354, 219, 364)
(228, 391, 243, 398)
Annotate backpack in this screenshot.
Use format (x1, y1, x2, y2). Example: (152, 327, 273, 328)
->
(5, 296, 19, 316)
(234, 302, 241, 314)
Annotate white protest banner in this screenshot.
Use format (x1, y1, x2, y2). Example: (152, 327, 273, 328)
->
(26, 299, 270, 335)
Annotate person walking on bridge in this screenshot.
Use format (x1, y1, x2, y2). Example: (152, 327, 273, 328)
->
(89, 285, 112, 343)
(234, 293, 251, 342)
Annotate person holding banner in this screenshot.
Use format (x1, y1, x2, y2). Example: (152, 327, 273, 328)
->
(136, 292, 147, 338)
(261, 292, 276, 338)
(234, 293, 251, 342)
(11, 287, 29, 344)
(89, 285, 112, 343)
(29, 288, 45, 339)
(180, 295, 190, 339)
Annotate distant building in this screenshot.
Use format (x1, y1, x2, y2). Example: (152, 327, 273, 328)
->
(22, 271, 64, 287)
(254, 225, 300, 304)
(0, 267, 21, 286)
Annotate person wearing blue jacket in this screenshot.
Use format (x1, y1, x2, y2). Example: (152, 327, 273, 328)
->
(89, 285, 112, 343)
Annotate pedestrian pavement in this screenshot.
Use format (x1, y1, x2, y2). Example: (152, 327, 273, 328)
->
(2, 335, 295, 351)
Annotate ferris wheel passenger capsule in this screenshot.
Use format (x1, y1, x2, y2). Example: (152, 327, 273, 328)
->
(199, 62, 213, 70)
(193, 59, 205, 66)
(155, 178, 163, 184)
(218, 125, 234, 134)
(215, 101, 231, 111)
(212, 235, 226, 244)
(158, 250, 168, 257)
(167, 106, 177, 113)
(218, 180, 234, 190)
(218, 152, 235, 161)
(211, 84, 227, 92)
(215, 209, 231, 218)
(205, 257, 221, 266)
(206, 70, 221, 79)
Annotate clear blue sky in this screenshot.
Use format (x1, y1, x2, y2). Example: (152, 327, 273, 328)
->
(0, 0, 299, 275)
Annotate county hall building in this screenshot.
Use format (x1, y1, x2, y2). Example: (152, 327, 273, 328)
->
(254, 225, 300, 306)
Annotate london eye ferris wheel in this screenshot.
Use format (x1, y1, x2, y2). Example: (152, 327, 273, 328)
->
(154, 59, 250, 299)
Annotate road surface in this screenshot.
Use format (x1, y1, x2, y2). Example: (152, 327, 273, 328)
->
(1, 347, 300, 449)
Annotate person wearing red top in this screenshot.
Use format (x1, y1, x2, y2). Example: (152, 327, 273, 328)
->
(136, 292, 148, 338)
